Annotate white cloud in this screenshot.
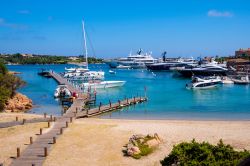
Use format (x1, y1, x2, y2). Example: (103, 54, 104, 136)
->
(18, 10, 30, 14)
(207, 10, 233, 18)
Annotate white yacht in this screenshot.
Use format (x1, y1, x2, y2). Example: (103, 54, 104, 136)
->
(69, 71, 105, 81)
(64, 20, 104, 80)
(81, 81, 126, 90)
(186, 76, 222, 89)
(105, 49, 158, 69)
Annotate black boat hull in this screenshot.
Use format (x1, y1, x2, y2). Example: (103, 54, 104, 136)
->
(178, 70, 227, 77)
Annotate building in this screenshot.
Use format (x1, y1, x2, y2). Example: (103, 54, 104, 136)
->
(227, 58, 250, 73)
(235, 48, 250, 58)
(21, 53, 33, 57)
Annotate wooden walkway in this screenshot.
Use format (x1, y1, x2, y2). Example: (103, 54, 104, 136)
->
(10, 99, 83, 166)
(10, 72, 87, 166)
(77, 97, 147, 118)
(0, 118, 51, 128)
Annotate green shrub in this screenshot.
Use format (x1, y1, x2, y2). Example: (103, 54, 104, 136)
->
(0, 62, 25, 111)
(161, 139, 250, 166)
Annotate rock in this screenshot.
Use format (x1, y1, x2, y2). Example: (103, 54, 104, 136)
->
(127, 146, 141, 156)
(4, 93, 33, 113)
(146, 138, 160, 148)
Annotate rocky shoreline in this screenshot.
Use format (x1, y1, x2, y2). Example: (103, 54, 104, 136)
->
(4, 93, 33, 113)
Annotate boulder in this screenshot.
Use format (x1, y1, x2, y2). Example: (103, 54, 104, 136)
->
(127, 146, 141, 156)
(4, 93, 33, 113)
(146, 138, 160, 148)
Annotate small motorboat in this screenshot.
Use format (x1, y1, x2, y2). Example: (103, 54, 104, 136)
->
(54, 85, 71, 98)
(186, 76, 222, 90)
(221, 76, 234, 84)
(109, 70, 116, 74)
(81, 81, 126, 90)
(232, 75, 250, 84)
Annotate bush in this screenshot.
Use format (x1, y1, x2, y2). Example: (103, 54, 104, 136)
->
(0, 62, 25, 111)
(161, 139, 250, 166)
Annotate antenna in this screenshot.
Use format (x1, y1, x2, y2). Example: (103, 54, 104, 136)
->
(82, 20, 88, 69)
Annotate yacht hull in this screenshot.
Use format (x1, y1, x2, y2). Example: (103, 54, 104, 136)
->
(82, 81, 126, 89)
(178, 70, 227, 77)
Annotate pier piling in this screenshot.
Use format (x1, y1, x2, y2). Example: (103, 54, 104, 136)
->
(30, 137, 33, 144)
(40, 128, 43, 135)
(17, 148, 20, 158)
(44, 147, 48, 157)
(53, 137, 56, 144)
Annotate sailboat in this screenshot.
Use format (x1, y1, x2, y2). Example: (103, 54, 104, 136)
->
(64, 20, 104, 80)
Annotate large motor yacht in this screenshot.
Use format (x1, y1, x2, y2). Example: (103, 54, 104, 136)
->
(105, 49, 158, 69)
(177, 60, 228, 77)
(146, 57, 197, 71)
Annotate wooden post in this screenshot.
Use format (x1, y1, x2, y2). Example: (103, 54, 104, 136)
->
(16, 116, 18, 121)
(44, 147, 48, 157)
(22, 119, 26, 125)
(70, 117, 73, 123)
(99, 102, 102, 111)
(50, 115, 53, 121)
(66, 121, 68, 128)
(54, 117, 56, 122)
(44, 113, 47, 118)
(109, 100, 112, 108)
(30, 137, 33, 144)
(76, 107, 78, 113)
(17, 147, 20, 158)
(48, 121, 50, 128)
(40, 128, 43, 135)
(60, 128, 63, 134)
(53, 137, 56, 144)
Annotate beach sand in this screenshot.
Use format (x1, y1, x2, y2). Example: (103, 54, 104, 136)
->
(44, 118, 250, 166)
(0, 122, 47, 165)
(0, 113, 43, 123)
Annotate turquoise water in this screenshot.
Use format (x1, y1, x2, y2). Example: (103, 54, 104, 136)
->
(7, 64, 250, 120)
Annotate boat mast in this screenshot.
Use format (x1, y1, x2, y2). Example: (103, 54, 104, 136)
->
(82, 20, 88, 69)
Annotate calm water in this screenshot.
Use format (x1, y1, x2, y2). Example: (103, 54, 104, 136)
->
(7, 64, 250, 120)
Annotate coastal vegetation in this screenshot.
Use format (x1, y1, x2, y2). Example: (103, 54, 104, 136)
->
(0, 61, 25, 111)
(0, 53, 103, 64)
(161, 139, 250, 166)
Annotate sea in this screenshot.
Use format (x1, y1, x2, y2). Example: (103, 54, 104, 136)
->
(7, 64, 250, 120)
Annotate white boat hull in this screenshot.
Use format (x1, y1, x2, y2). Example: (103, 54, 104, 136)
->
(82, 81, 126, 89)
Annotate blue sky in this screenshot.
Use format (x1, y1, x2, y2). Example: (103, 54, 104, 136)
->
(0, 0, 250, 58)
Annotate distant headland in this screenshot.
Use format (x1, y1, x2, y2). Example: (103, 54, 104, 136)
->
(0, 53, 103, 65)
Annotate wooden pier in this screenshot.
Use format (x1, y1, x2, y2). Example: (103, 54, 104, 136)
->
(77, 97, 147, 118)
(10, 71, 147, 166)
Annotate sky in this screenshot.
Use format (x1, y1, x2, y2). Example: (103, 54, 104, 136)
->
(0, 0, 250, 58)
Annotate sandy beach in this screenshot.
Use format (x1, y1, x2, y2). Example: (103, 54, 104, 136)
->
(0, 113, 48, 165)
(43, 118, 250, 166)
